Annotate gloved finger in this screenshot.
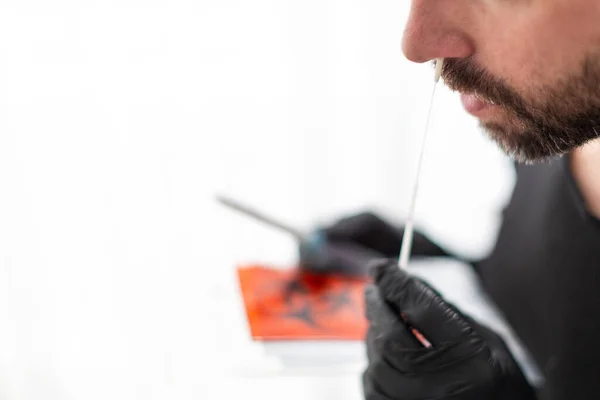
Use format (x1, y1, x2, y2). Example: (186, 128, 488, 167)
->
(362, 369, 397, 400)
(365, 326, 421, 366)
(370, 354, 482, 400)
(365, 328, 377, 363)
(365, 284, 397, 326)
(370, 258, 475, 347)
(381, 332, 483, 374)
(365, 284, 424, 350)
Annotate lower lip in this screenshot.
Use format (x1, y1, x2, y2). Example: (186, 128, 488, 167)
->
(461, 93, 496, 118)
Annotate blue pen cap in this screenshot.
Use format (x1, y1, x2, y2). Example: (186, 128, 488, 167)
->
(298, 229, 328, 271)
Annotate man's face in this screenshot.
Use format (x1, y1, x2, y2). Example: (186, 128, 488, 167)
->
(402, 0, 600, 163)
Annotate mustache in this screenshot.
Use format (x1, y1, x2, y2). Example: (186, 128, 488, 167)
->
(440, 58, 528, 114)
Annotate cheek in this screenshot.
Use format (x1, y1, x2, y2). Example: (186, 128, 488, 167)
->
(473, 1, 600, 99)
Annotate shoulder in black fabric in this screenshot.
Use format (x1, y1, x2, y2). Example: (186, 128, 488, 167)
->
(476, 156, 600, 400)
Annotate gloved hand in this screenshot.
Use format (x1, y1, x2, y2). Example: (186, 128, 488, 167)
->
(323, 212, 449, 259)
(363, 259, 537, 400)
(298, 212, 450, 277)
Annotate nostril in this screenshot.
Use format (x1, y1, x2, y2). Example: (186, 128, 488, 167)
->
(402, 27, 475, 64)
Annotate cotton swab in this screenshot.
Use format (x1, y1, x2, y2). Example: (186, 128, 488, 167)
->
(398, 58, 444, 270)
(396, 58, 444, 349)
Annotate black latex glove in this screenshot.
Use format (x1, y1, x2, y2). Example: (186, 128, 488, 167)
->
(363, 259, 537, 400)
(323, 212, 449, 259)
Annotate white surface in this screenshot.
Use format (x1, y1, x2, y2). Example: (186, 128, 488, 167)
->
(0, 0, 515, 399)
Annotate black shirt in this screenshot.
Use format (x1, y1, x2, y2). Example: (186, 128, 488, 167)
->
(476, 156, 600, 400)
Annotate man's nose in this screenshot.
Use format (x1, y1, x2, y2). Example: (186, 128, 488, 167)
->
(402, 0, 474, 63)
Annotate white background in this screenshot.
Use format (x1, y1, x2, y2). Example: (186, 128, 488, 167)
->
(0, 0, 514, 399)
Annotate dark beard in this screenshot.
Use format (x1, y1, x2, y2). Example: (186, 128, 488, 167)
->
(441, 57, 600, 163)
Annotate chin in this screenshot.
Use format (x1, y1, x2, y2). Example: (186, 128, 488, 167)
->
(480, 121, 565, 164)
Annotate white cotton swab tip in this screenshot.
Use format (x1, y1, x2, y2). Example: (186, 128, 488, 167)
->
(434, 58, 444, 83)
